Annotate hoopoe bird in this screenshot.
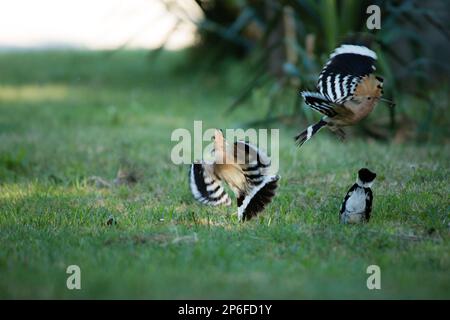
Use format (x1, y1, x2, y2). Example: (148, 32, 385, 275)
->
(295, 44, 391, 146)
(340, 168, 376, 224)
(189, 129, 279, 221)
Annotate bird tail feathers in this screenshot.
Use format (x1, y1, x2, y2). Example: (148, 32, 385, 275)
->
(295, 119, 327, 147)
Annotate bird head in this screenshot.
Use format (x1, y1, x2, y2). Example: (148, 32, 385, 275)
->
(357, 168, 376, 187)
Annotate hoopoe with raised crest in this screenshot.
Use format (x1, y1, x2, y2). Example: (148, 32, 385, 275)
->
(189, 130, 279, 221)
(295, 44, 393, 146)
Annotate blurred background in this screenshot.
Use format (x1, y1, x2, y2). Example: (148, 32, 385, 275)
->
(0, 0, 197, 50)
(1, 0, 448, 143)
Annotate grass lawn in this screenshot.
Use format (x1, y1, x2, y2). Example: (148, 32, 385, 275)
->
(0, 50, 448, 299)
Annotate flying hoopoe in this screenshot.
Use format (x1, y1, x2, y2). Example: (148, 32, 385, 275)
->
(340, 168, 376, 224)
(295, 44, 393, 146)
(189, 130, 279, 221)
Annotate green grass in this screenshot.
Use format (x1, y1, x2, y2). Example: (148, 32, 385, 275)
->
(0, 50, 449, 299)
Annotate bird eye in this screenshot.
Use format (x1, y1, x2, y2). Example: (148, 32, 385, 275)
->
(367, 97, 371, 100)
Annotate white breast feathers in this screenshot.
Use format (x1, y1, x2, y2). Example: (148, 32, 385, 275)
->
(345, 188, 367, 215)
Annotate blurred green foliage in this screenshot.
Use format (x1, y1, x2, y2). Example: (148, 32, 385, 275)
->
(162, 0, 449, 142)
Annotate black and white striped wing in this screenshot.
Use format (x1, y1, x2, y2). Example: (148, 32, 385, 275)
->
(317, 44, 377, 103)
(233, 141, 280, 221)
(234, 141, 271, 186)
(301, 91, 337, 117)
(189, 163, 231, 206)
(237, 175, 279, 221)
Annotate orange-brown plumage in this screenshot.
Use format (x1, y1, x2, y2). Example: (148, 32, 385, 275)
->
(295, 44, 390, 147)
(353, 75, 383, 98)
(189, 129, 279, 221)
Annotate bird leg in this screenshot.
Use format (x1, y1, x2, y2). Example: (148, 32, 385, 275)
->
(332, 127, 346, 141)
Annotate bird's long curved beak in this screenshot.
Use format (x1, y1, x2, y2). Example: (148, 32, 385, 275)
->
(380, 98, 396, 108)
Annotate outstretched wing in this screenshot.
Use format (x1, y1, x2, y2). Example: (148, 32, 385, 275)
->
(233, 141, 272, 186)
(189, 163, 231, 206)
(237, 175, 279, 221)
(318, 44, 377, 104)
(233, 141, 279, 220)
(301, 91, 337, 117)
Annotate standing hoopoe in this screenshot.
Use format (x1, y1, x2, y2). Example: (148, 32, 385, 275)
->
(189, 130, 279, 221)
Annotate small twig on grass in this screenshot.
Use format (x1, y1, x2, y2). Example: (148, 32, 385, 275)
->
(87, 176, 112, 188)
(172, 233, 198, 245)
